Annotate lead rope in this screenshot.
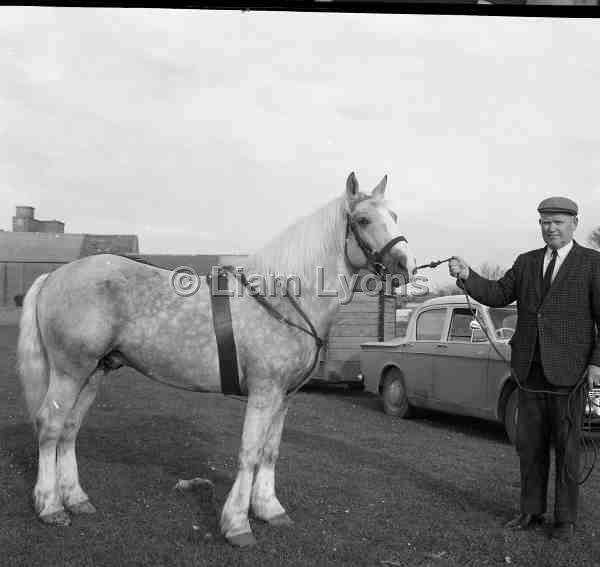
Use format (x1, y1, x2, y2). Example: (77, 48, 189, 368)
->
(224, 267, 324, 398)
(418, 258, 597, 485)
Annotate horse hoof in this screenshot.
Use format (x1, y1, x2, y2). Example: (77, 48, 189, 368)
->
(68, 500, 97, 515)
(267, 513, 294, 527)
(227, 531, 257, 547)
(39, 510, 71, 526)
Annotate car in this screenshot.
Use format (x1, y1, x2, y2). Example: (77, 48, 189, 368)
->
(359, 295, 600, 444)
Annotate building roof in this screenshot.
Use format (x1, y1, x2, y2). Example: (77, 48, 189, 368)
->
(80, 234, 139, 256)
(0, 232, 139, 263)
(0, 232, 85, 262)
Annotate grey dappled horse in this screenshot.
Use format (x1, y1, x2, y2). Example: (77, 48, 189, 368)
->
(17, 173, 416, 546)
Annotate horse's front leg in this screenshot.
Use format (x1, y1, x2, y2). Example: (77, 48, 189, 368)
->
(251, 401, 293, 526)
(220, 388, 283, 547)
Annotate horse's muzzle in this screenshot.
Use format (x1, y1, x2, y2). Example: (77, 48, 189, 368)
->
(391, 253, 417, 284)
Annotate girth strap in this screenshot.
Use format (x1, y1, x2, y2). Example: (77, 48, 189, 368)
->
(207, 270, 243, 396)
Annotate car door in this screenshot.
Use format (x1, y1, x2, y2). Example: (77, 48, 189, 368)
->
(431, 306, 491, 415)
(403, 307, 448, 404)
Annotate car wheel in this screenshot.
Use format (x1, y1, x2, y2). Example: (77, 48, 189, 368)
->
(381, 369, 412, 418)
(504, 387, 519, 445)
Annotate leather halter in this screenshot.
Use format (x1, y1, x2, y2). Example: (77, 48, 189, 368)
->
(344, 214, 408, 278)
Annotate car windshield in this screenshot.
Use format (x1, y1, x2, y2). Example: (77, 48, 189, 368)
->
(487, 307, 517, 341)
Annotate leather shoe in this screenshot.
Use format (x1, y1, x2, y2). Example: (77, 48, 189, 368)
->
(504, 513, 544, 531)
(552, 522, 575, 542)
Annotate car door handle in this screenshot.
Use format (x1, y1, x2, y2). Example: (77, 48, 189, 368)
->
(436, 344, 448, 349)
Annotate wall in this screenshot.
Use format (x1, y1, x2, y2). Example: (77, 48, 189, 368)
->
(0, 261, 66, 306)
(0, 232, 139, 307)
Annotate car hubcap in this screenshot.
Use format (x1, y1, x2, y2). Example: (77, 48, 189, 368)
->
(388, 380, 403, 407)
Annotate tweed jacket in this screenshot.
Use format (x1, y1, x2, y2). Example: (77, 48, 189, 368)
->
(460, 241, 600, 386)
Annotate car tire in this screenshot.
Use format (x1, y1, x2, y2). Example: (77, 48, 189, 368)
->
(381, 369, 412, 418)
(504, 387, 519, 445)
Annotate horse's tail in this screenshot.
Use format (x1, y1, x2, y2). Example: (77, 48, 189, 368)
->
(17, 273, 50, 428)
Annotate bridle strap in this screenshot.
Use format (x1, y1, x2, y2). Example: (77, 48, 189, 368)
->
(379, 235, 408, 258)
(226, 267, 324, 349)
(344, 214, 408, 277)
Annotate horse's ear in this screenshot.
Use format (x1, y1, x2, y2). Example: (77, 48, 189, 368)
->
(371, 175, 387, 198)
(346, 172, 360, 201)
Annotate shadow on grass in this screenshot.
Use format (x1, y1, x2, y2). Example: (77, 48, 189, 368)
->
(80, 416, 216, 470)
(302, 385, 510, 445)
(415, 410, 508, 444)
(282, 425, 514, 520)
(0, 414, 235, 527)
(302, 384, 382, 412)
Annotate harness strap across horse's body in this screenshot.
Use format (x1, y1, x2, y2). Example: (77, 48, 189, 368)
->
(207, 270, 244, 396)
(234, 270, 323, 348)
(207, 266, 326, 398)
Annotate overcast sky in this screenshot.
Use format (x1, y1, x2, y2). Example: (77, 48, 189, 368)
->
(1, 7, 599, 288)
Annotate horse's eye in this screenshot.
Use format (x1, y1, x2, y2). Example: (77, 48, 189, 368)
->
(390, 212, 398, 222)
(356, 217, 370, 227)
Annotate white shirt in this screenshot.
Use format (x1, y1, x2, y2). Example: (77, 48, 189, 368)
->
(542, 239, 573, 282)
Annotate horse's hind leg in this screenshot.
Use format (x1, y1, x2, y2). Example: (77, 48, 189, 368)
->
(34, 370, 81, 525)
(220, 388, 284, 547)
(251, 401, 293, 526)
(57, 370, 103, 515)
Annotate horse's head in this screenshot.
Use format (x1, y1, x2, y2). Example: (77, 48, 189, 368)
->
(344, 172, 417, 285)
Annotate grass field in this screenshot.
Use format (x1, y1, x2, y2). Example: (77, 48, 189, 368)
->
(1, 323, 600, 567)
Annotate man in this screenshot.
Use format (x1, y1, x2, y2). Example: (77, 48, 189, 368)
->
(449, 197, 600, 541)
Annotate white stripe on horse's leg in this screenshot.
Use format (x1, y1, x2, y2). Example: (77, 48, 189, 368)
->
(251, 403, 291, 525)
(220, 390, 282, 546)
(57, 371, 102, 514)
(34, 372, 80, 525)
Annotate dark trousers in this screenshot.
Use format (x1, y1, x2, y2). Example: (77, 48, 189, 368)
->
(516, 360, 585, 523)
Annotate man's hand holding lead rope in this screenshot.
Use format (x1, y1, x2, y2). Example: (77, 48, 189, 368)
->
(449, 256, 469, 281)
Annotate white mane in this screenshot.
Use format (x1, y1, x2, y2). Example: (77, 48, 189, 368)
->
(244, 194, 352, 284)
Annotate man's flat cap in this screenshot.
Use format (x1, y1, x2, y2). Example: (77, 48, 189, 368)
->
(537, 196, 578, 216)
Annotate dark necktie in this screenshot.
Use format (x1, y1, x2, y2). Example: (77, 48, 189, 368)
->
(541, 249, 558, 299)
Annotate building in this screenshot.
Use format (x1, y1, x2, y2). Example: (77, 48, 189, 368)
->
(1, 205, 255, 308)
(1, 207, 139, 307)
(13, 206, 65, 234)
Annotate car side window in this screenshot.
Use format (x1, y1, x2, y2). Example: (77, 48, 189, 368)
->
(416, 309, 446, 341)
(448, 308, 476, 342)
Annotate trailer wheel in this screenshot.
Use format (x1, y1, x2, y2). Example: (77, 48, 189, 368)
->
(381, 369, 412, 418)
(504, 387, 519, 445)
